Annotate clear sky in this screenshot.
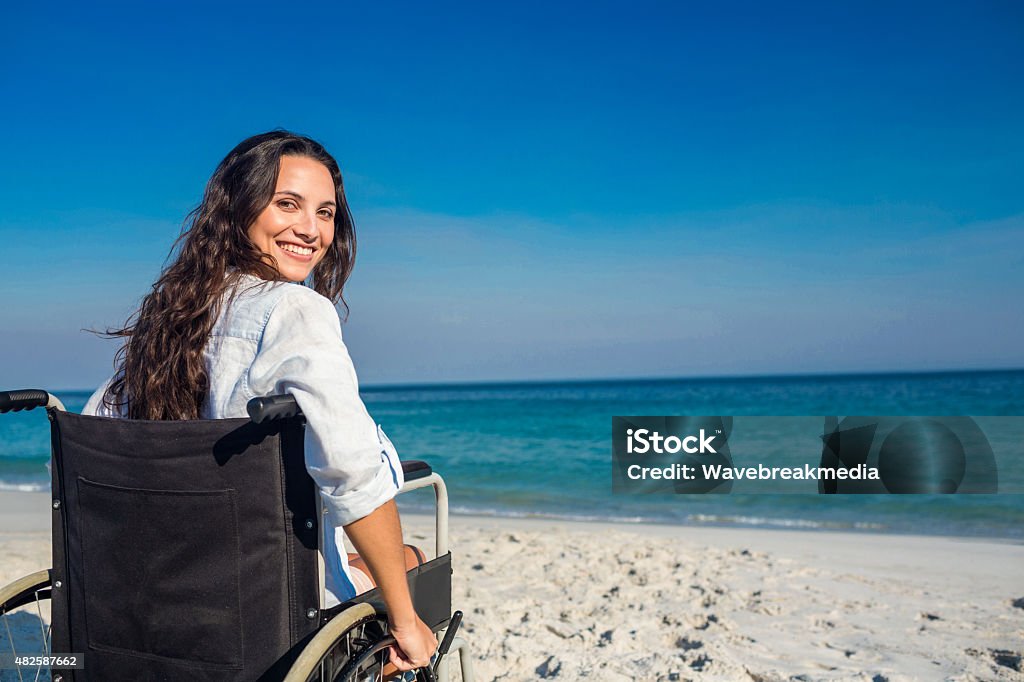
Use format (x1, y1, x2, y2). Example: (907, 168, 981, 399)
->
(2, 1, 1022, 388)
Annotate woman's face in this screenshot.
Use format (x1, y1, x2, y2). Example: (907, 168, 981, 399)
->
(248, 155, 337, 282)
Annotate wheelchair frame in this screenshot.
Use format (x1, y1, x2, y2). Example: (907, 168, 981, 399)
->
(0, 389, 475, 682)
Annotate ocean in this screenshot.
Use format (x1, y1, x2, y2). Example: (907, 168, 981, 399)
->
(2, 369, 1022, 538)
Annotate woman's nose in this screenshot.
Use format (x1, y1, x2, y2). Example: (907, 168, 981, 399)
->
(292, 211, 318, 239)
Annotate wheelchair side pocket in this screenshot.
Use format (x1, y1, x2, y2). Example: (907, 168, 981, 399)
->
(77, 477, 244, 670)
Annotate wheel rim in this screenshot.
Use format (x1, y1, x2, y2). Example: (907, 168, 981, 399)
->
(1, 571, 53, 682)
(333, 614, 393, 681)
(301, 612, 392, 682)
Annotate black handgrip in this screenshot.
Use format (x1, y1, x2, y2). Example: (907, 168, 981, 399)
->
(246, 394, 302, 423)
(0, 389, 50, 414)
(402, 460, 433, 482)
(428, 610, 463, 677)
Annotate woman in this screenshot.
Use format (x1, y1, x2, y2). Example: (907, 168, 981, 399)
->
(83, 130, 437, 673)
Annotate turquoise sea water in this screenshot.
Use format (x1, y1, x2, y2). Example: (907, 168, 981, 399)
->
(2, 369, 1023, 538)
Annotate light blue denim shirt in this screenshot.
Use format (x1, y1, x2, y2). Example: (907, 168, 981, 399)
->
(84, 273, 404, 606)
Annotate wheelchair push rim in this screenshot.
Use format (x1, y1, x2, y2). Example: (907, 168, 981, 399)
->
(285, 602, 397, 682)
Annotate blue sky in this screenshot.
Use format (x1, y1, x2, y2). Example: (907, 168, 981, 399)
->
(1, 1, 1022, 388)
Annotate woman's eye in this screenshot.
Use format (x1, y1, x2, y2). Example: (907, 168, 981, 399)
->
(318, 209, 334, 219)
(278, 200, 298, 210)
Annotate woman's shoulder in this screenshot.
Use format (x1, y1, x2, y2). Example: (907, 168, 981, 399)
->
(232, 273, 334, 307)
(82, 376, 123, 417)
(220, 274, 338, 339)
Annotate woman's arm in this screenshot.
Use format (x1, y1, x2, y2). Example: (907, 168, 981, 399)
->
(249, 287, 434, 668)
(344, 500, 437, 671)
(250, 287, 406, 526)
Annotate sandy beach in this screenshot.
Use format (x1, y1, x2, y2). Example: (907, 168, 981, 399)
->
(2, 491, 1022, 681)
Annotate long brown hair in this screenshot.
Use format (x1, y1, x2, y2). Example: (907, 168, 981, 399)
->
(103, 131, 356, 420)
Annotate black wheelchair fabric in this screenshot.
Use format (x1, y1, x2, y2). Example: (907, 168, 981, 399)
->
(49, 410, 321, 681)
(327, 553, 454, 634)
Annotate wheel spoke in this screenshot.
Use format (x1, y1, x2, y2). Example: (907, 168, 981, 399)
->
(288, 606, 389, 682)
(34, 591, 48, 653)
(3, 610, 25, 682)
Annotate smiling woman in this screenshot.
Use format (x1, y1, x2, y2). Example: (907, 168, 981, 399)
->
(248, 156, 338, 283)
(95, 131, 356, 422)
(81, 130, 437, 673)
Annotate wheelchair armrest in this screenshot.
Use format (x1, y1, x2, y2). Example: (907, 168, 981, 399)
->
(247, 394, 303, 423)
(402, 460, 433, 481)
(248, 398, 433, 480)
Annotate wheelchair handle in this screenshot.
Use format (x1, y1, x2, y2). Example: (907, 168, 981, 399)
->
(247, 394, 302, 423)
(0, 389, 66, 413)
(431, 610, 463, 675)
(408, 610, 464, 682)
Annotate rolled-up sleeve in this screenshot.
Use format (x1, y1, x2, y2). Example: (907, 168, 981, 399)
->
(248, 288, 404, 527)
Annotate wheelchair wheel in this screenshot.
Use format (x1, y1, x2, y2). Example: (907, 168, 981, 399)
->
(1, 569, 53, 679)
(285, 602, 399, 682)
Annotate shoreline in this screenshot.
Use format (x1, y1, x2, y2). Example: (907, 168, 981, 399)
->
(6, 488, 1024, 543)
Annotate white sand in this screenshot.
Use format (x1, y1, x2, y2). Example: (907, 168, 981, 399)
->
(2, 491, 1023, 681)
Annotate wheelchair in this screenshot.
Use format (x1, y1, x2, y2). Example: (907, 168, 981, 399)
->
(0, 389, 475, 682)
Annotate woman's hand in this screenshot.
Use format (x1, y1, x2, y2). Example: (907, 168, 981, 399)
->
(388, 615, 438, 671)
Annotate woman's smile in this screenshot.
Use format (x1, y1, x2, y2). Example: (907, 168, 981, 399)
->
(276, 241, 316, 259)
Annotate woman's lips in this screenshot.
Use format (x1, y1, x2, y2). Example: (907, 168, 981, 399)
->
(277, 242, 315, 262)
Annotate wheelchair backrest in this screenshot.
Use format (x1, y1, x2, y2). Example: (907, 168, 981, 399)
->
(48, 410, 321, 681)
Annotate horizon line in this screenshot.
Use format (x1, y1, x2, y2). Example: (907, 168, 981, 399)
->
(44, 365, 1024, 395)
